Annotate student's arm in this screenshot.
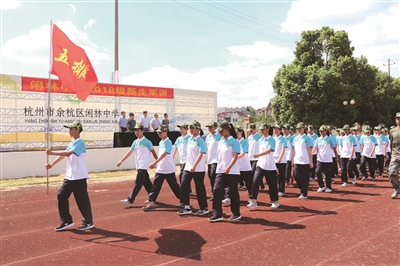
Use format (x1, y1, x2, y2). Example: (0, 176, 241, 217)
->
(223, 152, 239, 174)
(238, 152, 246, 159)
(149, 152, 167, 169)
(45, 155, 65, 170)
(350, 145, 355, 160)
(117, 150, 133, 167)
(254, 148, 272, 158)
(277, 145, 285, 163)
(190, 152, 203, 172)
(151, 149, 158, 160)
(173, 148, 177, 159)
(46, 148, 74, 157)
(370, 145, 376, 158)
(308, 147, 313, 168)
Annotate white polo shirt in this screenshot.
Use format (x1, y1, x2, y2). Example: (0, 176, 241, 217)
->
(293, 134, 314, 165)
(184, 135, 206, 172)
(237, 137, 252, 171)
(375, 134, 388, 155)
(216, 136, 240, 175)
(354, 134, 361, 153)
(156, 137, 176, 174)
(65, 138, 88, 180)
(248, 132, 262, 160)
(140, 116, 150, 128)
(206, 132, 222, 164)
(174, 134, 191, 164)
(273, 135, 288, 164)
(308, 133, 318, 155)
(130, 136, 154, 170)
(151, 118, 161, 131)
(327, 134, 337, 158)
(360, 135, 378, 158)
(339, 134, 357, 159)
(283, 134, 293, 162)
(314, 136, 335, 163)
(256, 136, 276, 171)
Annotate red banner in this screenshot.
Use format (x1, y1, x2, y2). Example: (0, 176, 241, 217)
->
(21, 77, 174, 99)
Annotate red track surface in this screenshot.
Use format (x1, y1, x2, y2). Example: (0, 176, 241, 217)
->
(1, 174, 399, 265)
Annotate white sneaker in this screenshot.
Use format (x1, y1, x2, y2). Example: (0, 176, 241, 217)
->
(271, 201, 280, 209)
(391, 190, 400, 199)
(342, 182, 348, 187)
(317, 187, 325, 193)
(352, 177, 357, 185)
(278, 192, 284, 196)
(247, 199, 257, 208)
(144, 199, 150, 204)
(325, 188, 332, 193)
(120, 199, 133, 207)
(222, 198, 231, 205)
(298, 195, 308, 200)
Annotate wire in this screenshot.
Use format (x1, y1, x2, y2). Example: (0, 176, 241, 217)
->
(173, 0, 293, 44)
(204, 0, 299, 39)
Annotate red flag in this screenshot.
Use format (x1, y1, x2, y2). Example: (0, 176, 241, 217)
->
(50, 23, 98, 101)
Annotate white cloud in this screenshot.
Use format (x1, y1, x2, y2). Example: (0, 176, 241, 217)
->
(84, 19, 96, 30)
(69, 4, 76, 13)
(281, 1, 399, 77)
(0, 0, 20, 10)
(227, 41, 292, 63)
(122, 42, 290, 108)
(0, 21, 111, 66)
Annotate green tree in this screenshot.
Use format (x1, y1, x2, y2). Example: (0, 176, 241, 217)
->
(272, 26, 399, 128)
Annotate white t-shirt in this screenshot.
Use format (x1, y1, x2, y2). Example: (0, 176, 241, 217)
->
(237, 138, 252, 171)
(375, 134, 388, 155)
(156, 137, 176, 174)
(248, 132, 261, 160)
(284, 134, 293, 162)
(151, 118, 161, 131)
(293, 134, 314, 165)
(206, 132, 222, 164)
(216, 136, 240, 175)
(65, 138, 88, 180)
(256, 136, 276, 171)
(339, 134, 357, 159)
(140, 116, 150, 128)
(130, 136, 154, 169)
(174, 134, 191, 164)
(360, 135, 378, 158)
(314, 136, 335, 163)
(273, 135, 288, 164)
(184, 136, 206, 172)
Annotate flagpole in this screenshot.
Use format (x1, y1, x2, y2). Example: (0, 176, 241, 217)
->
(46, 20, 53, 195)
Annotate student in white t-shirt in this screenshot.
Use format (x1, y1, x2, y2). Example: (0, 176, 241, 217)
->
(173, 123, 191, 185)
(45, 121, 94, 231)
(247, 123, 279, 209)
(205, 121, 222, 199)
(272, 124, 288, 196)
(142, 125, 180, 211)
(209, 120, 241, 222)
(117, 124, 158, 207)
(177, 121, 208, 216)
(360, 126, 378, 181)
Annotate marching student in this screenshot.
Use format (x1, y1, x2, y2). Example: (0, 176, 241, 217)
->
(339, 125, 357, 186)
(45, 121, 94, 231)
(205, 121, 222, 200)
(247, 123, 280, 209)
(247, 123, 264, 189)
(282, 124, 294, 186)
(209, 120, 241, 222)
(292, 122, 314, 200)
(327, 126, 338, 183)
(222, 126, 253, 205)
(272, 124, 288, 196)
(178, 121, 209, 215)
(142, 125, 180, 211)
(173, 123, 191, 185)
(312, 125, 337, 192)
(117, 124, 158, 207)
(308, 125, 318, 182)
(351, 126, 362, 179)
(374, 126, 388, 178)
(360, 126, 378, 181)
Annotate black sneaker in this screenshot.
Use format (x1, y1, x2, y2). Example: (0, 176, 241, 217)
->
(228, 214, 242, 221)
(76, 222, 94, 231)
(55, 222, 74, 231)
(208, 216, 223, 223)
(195, 209, 210, 216)
(177, 208, 192, 215)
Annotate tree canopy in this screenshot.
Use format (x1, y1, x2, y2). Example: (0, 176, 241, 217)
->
(272, 26, 400, 128)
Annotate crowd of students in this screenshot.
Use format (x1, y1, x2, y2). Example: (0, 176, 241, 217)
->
(115, 114, 400, 223)
(46, 112, 400, 230)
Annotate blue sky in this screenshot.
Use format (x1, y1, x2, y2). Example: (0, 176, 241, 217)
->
(1, 0, 399, 108)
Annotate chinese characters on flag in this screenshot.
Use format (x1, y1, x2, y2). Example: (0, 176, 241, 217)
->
(50, 23, 98, 101)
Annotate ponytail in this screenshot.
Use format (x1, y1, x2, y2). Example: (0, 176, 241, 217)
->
(229, 123, 237, 139)
(199, 128, 204, 136)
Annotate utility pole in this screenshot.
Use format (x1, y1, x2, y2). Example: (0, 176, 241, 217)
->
(114, 0, 119, 72)
(383, 59, 395, 76)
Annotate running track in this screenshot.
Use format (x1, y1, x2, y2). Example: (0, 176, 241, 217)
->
(1, 174, 399, 265)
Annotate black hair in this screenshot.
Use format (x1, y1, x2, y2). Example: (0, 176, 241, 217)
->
(268, 127, 273, 136)
(229, 123, 237, 139)
(199, 129, 204, 136)
(164, 113, 168, 116)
